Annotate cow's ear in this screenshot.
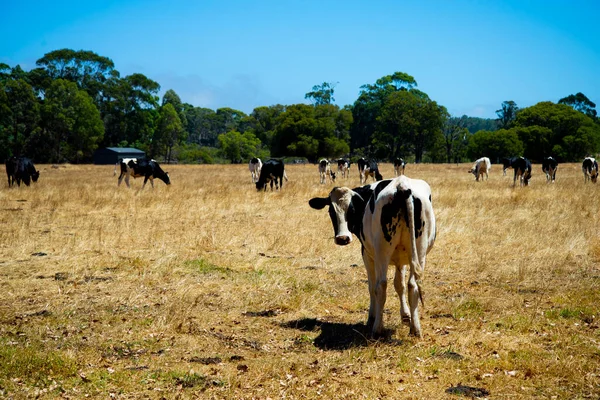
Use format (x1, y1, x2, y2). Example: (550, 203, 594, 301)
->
(309, 197, 330, 210)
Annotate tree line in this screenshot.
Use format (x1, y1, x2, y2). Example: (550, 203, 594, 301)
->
(1, 49, 598, 164)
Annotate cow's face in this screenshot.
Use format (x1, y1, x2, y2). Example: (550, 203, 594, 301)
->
(309, 187, 365, 246)
(164, 172, 171, 185)
(330, 171, 336, 182)
(31, 171, 40, 182)
(592, 170, 598, 183)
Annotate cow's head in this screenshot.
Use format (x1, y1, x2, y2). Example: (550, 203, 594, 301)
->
(523, 170, 532, 186)
(256, 180, 267, 191)
(163, 172, 171, 185)
(375, 171, 383, 181)
(592, 168, 598, 183)
(309, 187, 366, 246)
(31, 171, 40, 182)
(330, 171, 336, 182)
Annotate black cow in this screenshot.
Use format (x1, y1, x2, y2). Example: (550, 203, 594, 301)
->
(358, 158, 383, 184)
(117, 158, 170, 188)
(500, 157, 516, 176)
(256, 159, 288, 191)
(542, 156, 558, 183)
(511, 157, 532, 186)
(5, 156, 40, 187)
(582, 157, 598, 183)
(394, 158, 406, 176)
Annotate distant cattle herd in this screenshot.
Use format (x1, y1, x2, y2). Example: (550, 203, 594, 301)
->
(4, 154, 599, 338)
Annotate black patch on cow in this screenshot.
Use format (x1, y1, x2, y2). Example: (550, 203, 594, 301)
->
(380, 188, 411, 243)
(368, 179, 391, 214)
(413, 197, 423, 238)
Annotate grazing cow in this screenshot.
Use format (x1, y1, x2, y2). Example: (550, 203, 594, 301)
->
(337, 158, 350, 179)
(116, 158, 170, 188)
(358, 158, 383, 184)
(5, 156, 40, 187)
(542, 157, 558, 183)
(249, 157, 262, 183)
(394, 158, 406, 176)
(256, 159, 288, 191)
(468, 157, 491, 181)
(511, 157, 532, 187)
(309, 176, 436, 337)
(582, 157, 598, 183)
(500, 157, 516, 176)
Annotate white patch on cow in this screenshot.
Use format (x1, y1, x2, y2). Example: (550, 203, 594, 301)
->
(468, 157, 491, 181)
(249, 158, 262, 183)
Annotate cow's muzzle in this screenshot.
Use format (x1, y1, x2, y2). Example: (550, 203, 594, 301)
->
(335, 235, 352, 246)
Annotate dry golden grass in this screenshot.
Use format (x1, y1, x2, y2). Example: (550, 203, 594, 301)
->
(0, 162, 599, 399)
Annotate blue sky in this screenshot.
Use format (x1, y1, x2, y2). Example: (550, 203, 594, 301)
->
(1, 0, 599, 118)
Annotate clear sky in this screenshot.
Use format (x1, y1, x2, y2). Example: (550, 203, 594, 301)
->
(1, 0, 599, 118)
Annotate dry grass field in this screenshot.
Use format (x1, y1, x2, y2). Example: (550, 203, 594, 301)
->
(1, 161, 599, 399)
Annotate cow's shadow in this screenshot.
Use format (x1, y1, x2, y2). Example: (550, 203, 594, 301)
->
(280, 318, 401, 350)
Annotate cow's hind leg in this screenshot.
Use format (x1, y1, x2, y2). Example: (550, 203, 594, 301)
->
(394, 265, 411, 324)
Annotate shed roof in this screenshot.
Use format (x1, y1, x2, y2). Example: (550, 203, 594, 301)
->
(105, 147, 145, 153)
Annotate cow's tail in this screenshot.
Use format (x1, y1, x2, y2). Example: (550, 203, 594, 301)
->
(401, 181, 425, 307)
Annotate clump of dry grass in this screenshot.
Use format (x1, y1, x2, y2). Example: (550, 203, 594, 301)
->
(0, 161, 599, 398)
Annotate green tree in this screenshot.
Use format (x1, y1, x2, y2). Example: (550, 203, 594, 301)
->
(443, 116, 470, 163)
(496, 100, 519, 129)
(558, 92, 597, 119)
(36, 49, 116, 104)
(351, 72, 417, 152)
(101, 73, 160, 147)
(218, 130, 264, 163)
(162, 89, 188, 129)
(467, 129, 524, 162)
(246, 104, 285, 148)
(154, 103, 184, 163)
(3, 79, 40, 156)
(42, 79, 104, 162)
(305, 82, 337, 105)
(513, 101, 600, 161)
(373, 89, 446, 162)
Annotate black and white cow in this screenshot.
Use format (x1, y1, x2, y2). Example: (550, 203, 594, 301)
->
(318, 159, 336, 184)
(511, 157, 532, 187)
(394, 158, 406, 176)
(468, 157, 491, 181)
(337, 158, 350, 179)
(500, 157, 516, 176)
(309, 176, 436, 337)
(542, 156, 558, 183)
(116, 158, 171, 188)
(256, 159, 288, 191)
(582, 157, 598, 183)
(249, 157, 262, 183)
(358, 158, 383, 184)
(5, 156, 40, 187)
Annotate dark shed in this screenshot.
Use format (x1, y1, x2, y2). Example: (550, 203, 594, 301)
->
(93, 147, 146, 165)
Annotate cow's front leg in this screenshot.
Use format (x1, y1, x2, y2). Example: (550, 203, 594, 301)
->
(142, 176, 148, 189)
(371, 256, 388, 337)
(362, 251, 376, 332)
(394, 265, 411, 324)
